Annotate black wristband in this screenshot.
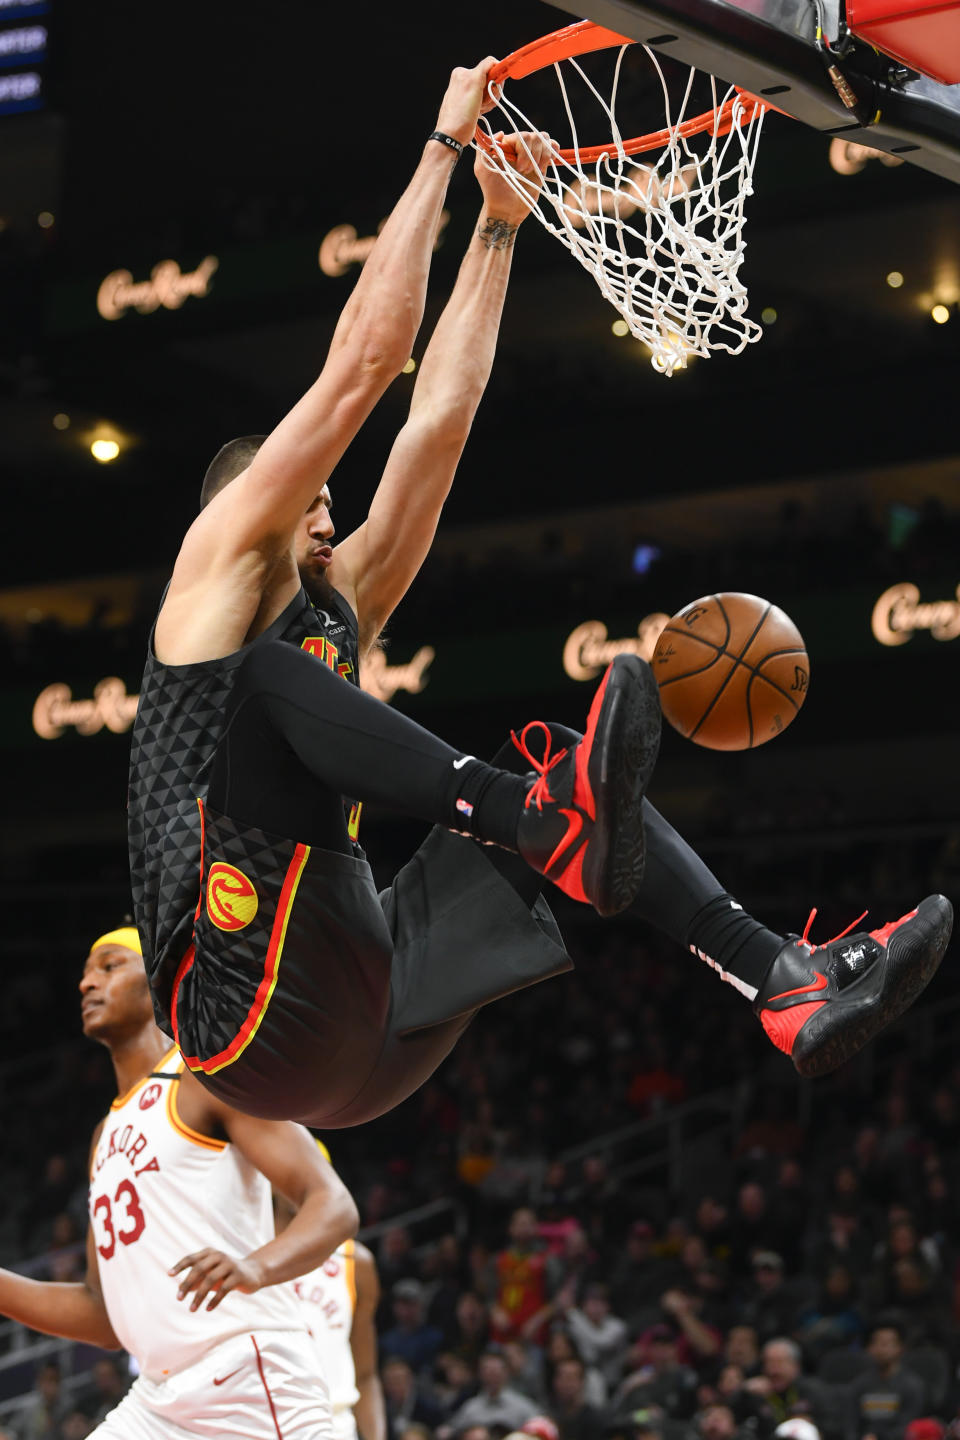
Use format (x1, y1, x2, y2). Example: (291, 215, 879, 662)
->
(428, 130, 464, 160)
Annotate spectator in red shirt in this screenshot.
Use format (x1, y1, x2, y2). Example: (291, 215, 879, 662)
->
(490, 1209, 558, 1343)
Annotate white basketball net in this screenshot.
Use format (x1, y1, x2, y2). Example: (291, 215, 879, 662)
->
(476, 45, 767, 375)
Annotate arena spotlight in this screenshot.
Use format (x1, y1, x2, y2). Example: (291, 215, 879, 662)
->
(81, 419, 133, 463)
(401, 358, 416, 374)
(52, 413, 70, 430)
(611, 319, 629, 336)
(761, 307, 778, 324)
(931, 304, 951, 324)
(886, 271, 904, 288)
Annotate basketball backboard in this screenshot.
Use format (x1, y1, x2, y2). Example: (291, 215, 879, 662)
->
(544, 0, 960, 182)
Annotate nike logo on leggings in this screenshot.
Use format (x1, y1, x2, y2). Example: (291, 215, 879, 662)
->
(452, 755, 474, 770)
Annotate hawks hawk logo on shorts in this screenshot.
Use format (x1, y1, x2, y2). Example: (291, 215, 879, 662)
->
(206, 862, 259, 932)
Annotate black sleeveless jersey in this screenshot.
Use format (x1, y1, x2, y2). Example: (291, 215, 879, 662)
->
(128, 585, 360, 1018)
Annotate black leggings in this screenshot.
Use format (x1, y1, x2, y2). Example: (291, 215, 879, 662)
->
(208, 640, 506, 854)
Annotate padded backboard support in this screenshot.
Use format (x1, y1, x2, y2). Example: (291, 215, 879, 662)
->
(545, 0, 960, 182)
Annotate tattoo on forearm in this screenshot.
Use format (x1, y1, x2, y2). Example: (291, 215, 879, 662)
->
(479, 218, 518, 251)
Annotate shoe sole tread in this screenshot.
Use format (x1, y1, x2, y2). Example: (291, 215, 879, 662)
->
(584, 656, 661, 916)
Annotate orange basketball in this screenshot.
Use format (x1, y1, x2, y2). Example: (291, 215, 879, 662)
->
(652, 592, 809, 750)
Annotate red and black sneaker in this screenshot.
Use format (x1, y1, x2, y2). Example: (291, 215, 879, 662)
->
(513, 655, 661, 917)
(755, 894, 953, 1077)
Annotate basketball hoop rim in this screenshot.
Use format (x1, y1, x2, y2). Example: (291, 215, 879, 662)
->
(474, 18, 769, 164)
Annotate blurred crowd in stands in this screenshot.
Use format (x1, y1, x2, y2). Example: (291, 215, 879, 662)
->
(405, 494, 960, 640)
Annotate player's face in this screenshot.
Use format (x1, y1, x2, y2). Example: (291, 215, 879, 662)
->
(79, 944, 154, 1041)
(295, 486, 336, 604)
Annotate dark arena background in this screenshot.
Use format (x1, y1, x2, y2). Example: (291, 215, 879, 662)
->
(1, 0, 960, 1436)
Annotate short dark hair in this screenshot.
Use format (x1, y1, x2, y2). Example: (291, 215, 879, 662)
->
(556, 1355, 585, 1375)
(870, 1314, 906, 1343)
(200, 435, 266, 509)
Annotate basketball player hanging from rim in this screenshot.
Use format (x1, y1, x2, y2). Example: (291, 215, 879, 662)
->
(128, 57, 951, 1130)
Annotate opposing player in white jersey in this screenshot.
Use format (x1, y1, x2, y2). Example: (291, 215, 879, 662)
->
(0, 925, 358, 1439)
(280, 1144, 385, 1440)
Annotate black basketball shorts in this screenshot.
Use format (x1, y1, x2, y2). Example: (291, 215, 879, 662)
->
(169, 803, 571, 1127)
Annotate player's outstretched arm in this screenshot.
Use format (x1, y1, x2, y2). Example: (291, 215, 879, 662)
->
(329, 130, 553, 653)
(352, 1242, 386, 1440)
(169, 1097, 358, 1312)
(163, 63, 495, 612)
(0, 1225, 121, 1350)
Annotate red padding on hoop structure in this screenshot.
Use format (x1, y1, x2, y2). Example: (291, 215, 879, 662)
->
(846, 0, 960, 83)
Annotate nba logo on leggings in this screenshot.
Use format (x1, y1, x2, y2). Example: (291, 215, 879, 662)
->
(206, 862, 259, 931)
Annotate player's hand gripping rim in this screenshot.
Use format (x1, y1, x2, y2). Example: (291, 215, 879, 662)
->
(475, 130, 558, 226)
(435, 56, 500, 147)
(170, 1248, 266, 1312)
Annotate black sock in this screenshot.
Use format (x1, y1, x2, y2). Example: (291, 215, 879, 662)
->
(450, 761, 528, 851)
(632, 802, 785, 999)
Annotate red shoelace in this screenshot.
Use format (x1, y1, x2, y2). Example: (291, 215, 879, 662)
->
(510, 721, 569, 811)
(801, 906, 869, 948)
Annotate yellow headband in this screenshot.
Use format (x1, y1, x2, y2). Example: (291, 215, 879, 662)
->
(316, 1138, 331, 1163)
(91, 926, 142, 956)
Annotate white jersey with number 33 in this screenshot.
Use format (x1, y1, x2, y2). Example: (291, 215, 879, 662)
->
(88, 1046, 308, 1383)
(294, 1241, 359, 1439)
